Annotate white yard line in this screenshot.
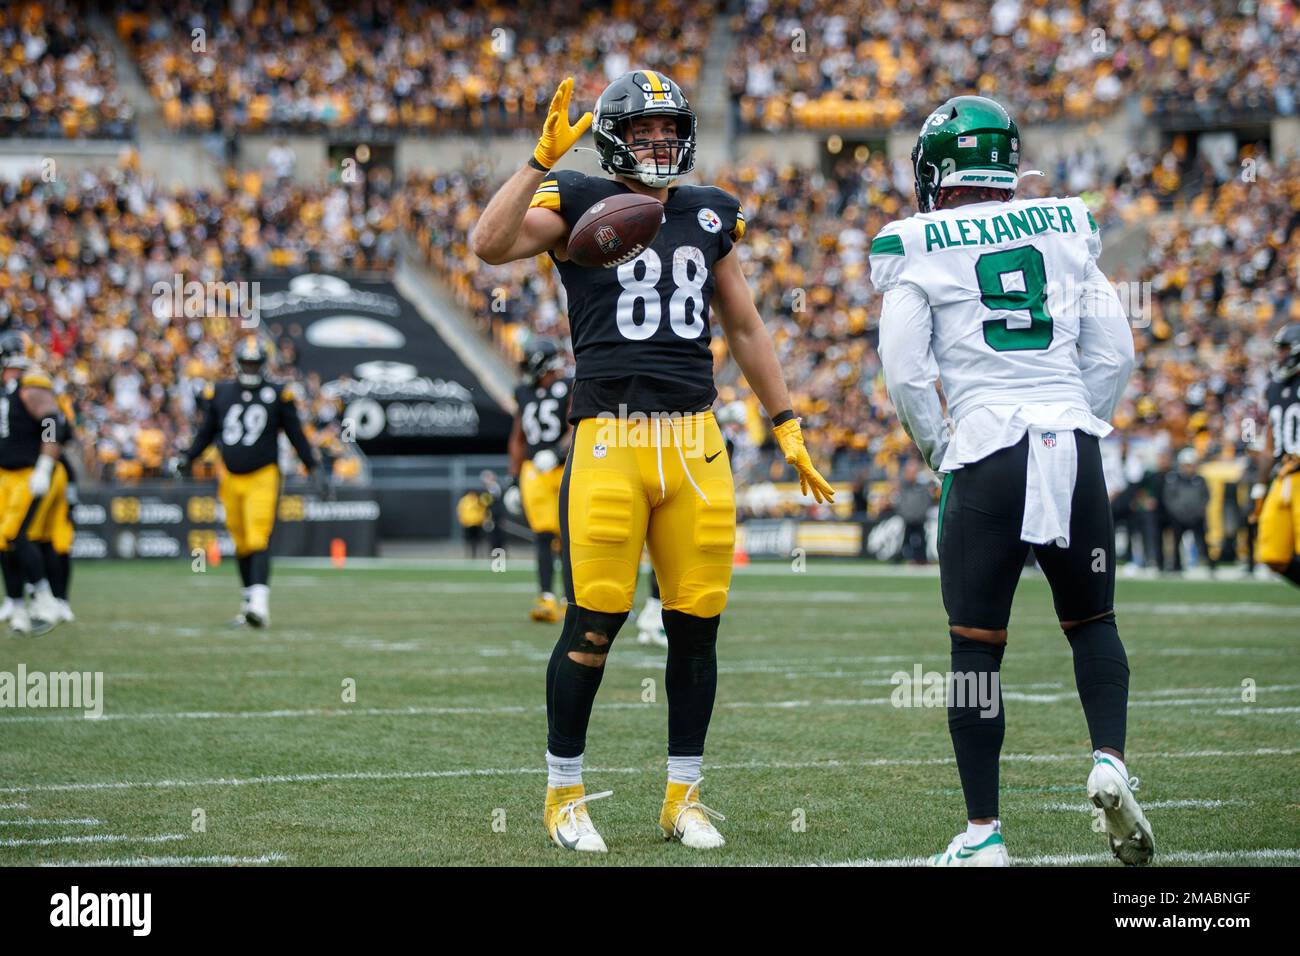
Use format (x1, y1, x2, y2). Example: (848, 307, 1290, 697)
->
(810, 848, 1300, 867)
(0, 818, 101, 826)
(2, 748, 1295, 796)
(1039, 799, 1246, 812)
(40, 853, 288, 867)
(1215, 706, 1300, 715)
(5, 681, 1296, 724)
(0, 833, 185, 848)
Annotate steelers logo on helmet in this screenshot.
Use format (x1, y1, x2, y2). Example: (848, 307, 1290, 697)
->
(592, 70, 697, 189)
(235, 334, 269, 386)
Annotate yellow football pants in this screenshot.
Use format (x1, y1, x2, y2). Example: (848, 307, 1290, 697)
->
(0, 462, 68, 548)
(220, 463, 280, 557)
(1256, 469, 1300, 567)
(521, 458, 563, 535)
(560, 411, 735, 617)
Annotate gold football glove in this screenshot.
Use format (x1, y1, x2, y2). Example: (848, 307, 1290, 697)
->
(534, 77, 592, 171)
(773, 418, 835, 503)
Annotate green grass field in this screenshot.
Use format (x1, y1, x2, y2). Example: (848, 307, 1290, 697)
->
(1, 557, 1297, 866)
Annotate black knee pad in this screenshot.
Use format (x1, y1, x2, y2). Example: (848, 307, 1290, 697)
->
(947, 632, 1006, 730)
(561, 605, 628, 661)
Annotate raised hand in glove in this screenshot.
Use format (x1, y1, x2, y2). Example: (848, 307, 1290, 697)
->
(533, 77, 592, 171)
(773, 417, 835, 504)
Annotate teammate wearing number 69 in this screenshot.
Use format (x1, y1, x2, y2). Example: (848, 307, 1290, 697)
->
(873, 96, 1148, 866)
(472, 71, 833, 854)
(173, 335, 324, 628)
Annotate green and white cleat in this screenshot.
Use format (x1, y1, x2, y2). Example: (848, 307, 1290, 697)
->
(928, 827, 1009, 866)
(1087, 751, 1154, 866)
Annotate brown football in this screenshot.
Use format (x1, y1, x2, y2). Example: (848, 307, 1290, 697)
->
(566, 192, 663, 268)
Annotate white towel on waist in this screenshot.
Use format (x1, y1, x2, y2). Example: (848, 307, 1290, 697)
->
(1022, 427, 1077, 547)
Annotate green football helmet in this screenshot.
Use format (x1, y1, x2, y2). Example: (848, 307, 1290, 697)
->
(911, 96, 1026, 212)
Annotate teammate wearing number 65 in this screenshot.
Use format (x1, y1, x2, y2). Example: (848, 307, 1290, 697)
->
(172, 335, 324, 628)
(471, 71, 833, 854)
(873, 96, 1147, 866)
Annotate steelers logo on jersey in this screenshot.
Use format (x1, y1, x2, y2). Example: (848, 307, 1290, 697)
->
(698, 208, 722, 233)
(260, 386, 277, 404)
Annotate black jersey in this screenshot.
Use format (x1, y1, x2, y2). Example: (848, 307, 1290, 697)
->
(186, 379, 316, 475)
(515, 377, 571, 458)
(0, 369, 56, 470)
(1265, 375, 1300, 462)
(530, 170, 745, 422)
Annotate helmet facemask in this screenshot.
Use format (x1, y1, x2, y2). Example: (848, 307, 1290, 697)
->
(606, 113, 695, 188)
(593, 72, 698, 189)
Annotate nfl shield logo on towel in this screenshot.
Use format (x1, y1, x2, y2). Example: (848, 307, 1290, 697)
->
(1041, 432, 1057, 448)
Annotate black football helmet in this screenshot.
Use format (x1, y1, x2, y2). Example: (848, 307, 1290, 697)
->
(592, 70, 697, 188)
(521, 338, 565, 385)
(235, 335, 269, 386)
(1272, 323, 1300, 383)
(0, 329, 33, 369)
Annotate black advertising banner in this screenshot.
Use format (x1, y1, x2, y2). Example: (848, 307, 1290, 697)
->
(256, 273, 511, 454)
(68, 485, 380, 560)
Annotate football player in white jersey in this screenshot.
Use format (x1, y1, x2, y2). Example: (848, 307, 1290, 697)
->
(872, 96, 1152, 866)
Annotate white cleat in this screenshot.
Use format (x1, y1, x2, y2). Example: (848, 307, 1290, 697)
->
(660, 779, 726, 849)
(1087, 751, 1155, 866)
(928, 827, 1010, 866)
(636, 598, 667, 647)
(31, 592, 62, 631)
(55, 599, 75, 623)
(246, 588, 270, 629)
(0, 597, 13, 622)
(8, 606, 31, 634)
(544, 786, 612, 853)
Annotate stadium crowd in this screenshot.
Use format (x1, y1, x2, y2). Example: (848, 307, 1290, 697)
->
(1, 0, 134, 138)
(113, 0, 707, 133)
(20, 0, 1275, 137)
(0, 155, 391, 482)
(728, 0, 1300, 131)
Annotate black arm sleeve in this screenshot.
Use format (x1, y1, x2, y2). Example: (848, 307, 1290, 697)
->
(185, 399, 218, 461)
(280, 394, 318, 471)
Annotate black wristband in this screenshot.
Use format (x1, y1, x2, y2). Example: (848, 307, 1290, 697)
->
(527, 156, 550, 173)
(771, 409, 796, 428)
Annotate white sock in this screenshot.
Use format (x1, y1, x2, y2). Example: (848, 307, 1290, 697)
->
(241, 586, 252, 606)
(541, 591, 555, 601)
(546, 750, 584, 788)
(966, 820, 1000, 844)
(35, 579, 53, 600)
(667, 755, 702, 785)
(250, 584, 270, 605)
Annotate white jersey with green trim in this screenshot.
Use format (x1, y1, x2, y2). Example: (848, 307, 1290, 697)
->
(871, 195, 1134, 473)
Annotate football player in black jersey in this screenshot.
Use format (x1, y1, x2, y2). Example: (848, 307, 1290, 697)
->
(509, 338, 572, 624)
(1251, 323, 1300, 587)
(0, 330, 67, 635)
(472, 71, 834, 853)
(174, 335, 325, 626)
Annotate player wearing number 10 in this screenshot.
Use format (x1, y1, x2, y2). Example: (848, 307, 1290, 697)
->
(472, 71, 833, 853)
(872, 96, 1151, 866)
(174, 335, 323, 628)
